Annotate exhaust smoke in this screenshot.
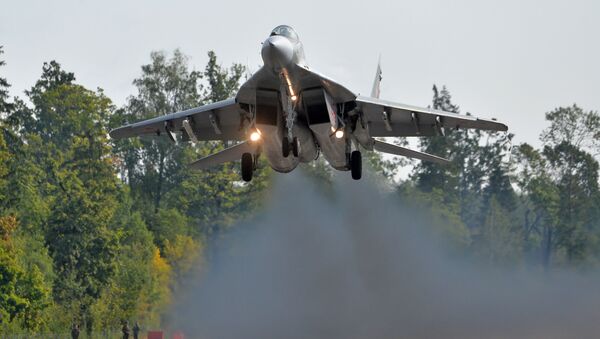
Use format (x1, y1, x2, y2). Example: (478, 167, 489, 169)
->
(169, 172, 600, 338)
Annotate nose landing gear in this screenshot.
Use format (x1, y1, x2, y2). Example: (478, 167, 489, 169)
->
(282, 138, 290, 158)
(350, 150, 362, 180)
(241, 152, 254, 182)
(282, 137, 299, 158)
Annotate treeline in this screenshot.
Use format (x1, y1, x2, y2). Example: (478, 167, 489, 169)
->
(0, 48, 270, 335)
(1, 46, 599, 335)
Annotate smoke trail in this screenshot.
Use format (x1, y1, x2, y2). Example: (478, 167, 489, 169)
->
(170, 172, 600, 339)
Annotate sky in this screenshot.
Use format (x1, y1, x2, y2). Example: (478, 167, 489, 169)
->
(1, 0, 599, 146)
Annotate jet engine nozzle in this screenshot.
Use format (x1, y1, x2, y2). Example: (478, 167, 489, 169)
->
(262, 35, 294, 69)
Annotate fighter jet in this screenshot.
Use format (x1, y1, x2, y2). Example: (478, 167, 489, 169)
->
(110, 25, 508, 182)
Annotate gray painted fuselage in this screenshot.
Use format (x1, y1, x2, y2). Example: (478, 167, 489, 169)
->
(236, 26, 351, 173)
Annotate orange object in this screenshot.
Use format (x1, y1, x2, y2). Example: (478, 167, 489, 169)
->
(172, 331, 185, 339)
(147, 330, 164, 339)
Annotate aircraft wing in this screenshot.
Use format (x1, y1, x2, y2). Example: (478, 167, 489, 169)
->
(372, 139, 449, 164)
(356, 96, 507, 137)
(109, 99, 247, 141)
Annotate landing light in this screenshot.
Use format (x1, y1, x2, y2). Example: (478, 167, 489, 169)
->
(335, 130, 344, 139)
(291, 95, 297, 101)
(250, 130, 261, 142)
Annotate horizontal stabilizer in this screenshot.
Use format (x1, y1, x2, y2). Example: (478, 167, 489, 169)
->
(372, 139, 450, 165)
(189, 142, 255, 170)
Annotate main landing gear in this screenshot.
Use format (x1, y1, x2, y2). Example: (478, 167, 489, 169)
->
(241, 153, 254, 182)
(350, 150, 362, 180)
(282, 137, 299, 158)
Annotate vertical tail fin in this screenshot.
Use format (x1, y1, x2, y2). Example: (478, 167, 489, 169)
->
(370, 56, 382, 98)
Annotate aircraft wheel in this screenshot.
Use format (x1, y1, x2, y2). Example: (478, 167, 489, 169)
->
(282, 137, 290, 158)
(241, 153, 253, 182)
(350, 150, 362, 180)
(292, 137, 299, 157)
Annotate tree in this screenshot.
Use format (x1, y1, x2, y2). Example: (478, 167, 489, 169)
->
(0, 50, 52, 334)
(397, 184, 471, 251)
(474, 197, 523, 265)
(413, 85, 461, 196)
(0, 216, 50, 333)
(541, 104, 600, 154)
(11, 61, 123, 333)
(202, 51, 245, 103)
(114, 50, 270, 248)
(43, 89, 120, 334)
(114, 50, 202, 213)
(544, 142, 598, 263)
(0, 46, 13, 116)
(540, 106, 600, 266)
(514, 105, 600, 269)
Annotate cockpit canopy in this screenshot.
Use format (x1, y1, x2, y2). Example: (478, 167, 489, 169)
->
(270, 25, 299, 42)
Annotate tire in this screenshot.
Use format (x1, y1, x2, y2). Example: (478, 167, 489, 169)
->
(350, 150, 362, 180)
(282, 137, 290, 158)
(241, 153, 253, 182)
(292, 137, 299, 157)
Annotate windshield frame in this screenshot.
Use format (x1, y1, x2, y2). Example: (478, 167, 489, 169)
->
(270, 25, 299, 42)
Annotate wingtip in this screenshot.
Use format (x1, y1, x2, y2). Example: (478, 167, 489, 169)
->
(108, 129, 118, 139)
(437, 157, 452, 165)
(479, 118, 509, 132)
(108, 125, 130, 140)
(494, 122, 509, 132)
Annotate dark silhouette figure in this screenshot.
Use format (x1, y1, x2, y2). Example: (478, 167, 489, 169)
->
(122, 321, 130, 339)
(133, 321, 141, 339)
(71, 323, 80, 339)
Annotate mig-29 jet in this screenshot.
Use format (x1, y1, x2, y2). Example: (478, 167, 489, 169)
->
(110, 25, 508, 182)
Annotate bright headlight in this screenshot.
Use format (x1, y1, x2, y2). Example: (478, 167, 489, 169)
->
(335, 130, 344, 139)
(250, 131, 261, 142)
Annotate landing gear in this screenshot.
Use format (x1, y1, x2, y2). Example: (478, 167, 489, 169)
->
(292, 137, 299, 157)
(282, 138, 290, 158)
(350, 150, 362, 180)
(241, 152, 253, 182)
(282, 137, 300, 158)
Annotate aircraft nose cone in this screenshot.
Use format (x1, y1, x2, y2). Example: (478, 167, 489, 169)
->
(262, 35, 294, 68)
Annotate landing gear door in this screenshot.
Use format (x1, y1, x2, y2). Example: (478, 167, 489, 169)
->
(255, 89, 279, 127)
(323, 89, 338, 131)
(302, 88, 329, 126)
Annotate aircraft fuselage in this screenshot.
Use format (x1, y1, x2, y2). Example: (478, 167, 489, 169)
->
(239, 25, 351, 173)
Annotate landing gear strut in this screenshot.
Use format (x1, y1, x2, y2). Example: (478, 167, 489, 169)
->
(292, 137, 299, 157)
(241, 153, 253, 182)
(350, 150, 362, 180)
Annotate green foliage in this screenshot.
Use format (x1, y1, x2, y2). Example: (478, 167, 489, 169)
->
(0, 245, 28, 326)
(203, 51, 246, 103)
(474, 197, 523, 266)
(0, 217, 51, 333)
(512, 105, 600, 269)
(397, 184, 471, 250)
(413, 85, 461, 196)
(106, 49, 270, 331)
(0, 46, 14, 116)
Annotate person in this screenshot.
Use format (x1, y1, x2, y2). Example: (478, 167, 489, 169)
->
(71, 323, 80, 339)
(133, 321, 140, 339)
(122, 320, 130, 339)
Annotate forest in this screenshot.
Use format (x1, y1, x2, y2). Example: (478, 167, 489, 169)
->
(1, 46, 599, 336)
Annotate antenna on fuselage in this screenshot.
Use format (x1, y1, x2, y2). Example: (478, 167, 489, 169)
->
(370, 55, 382, 98)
